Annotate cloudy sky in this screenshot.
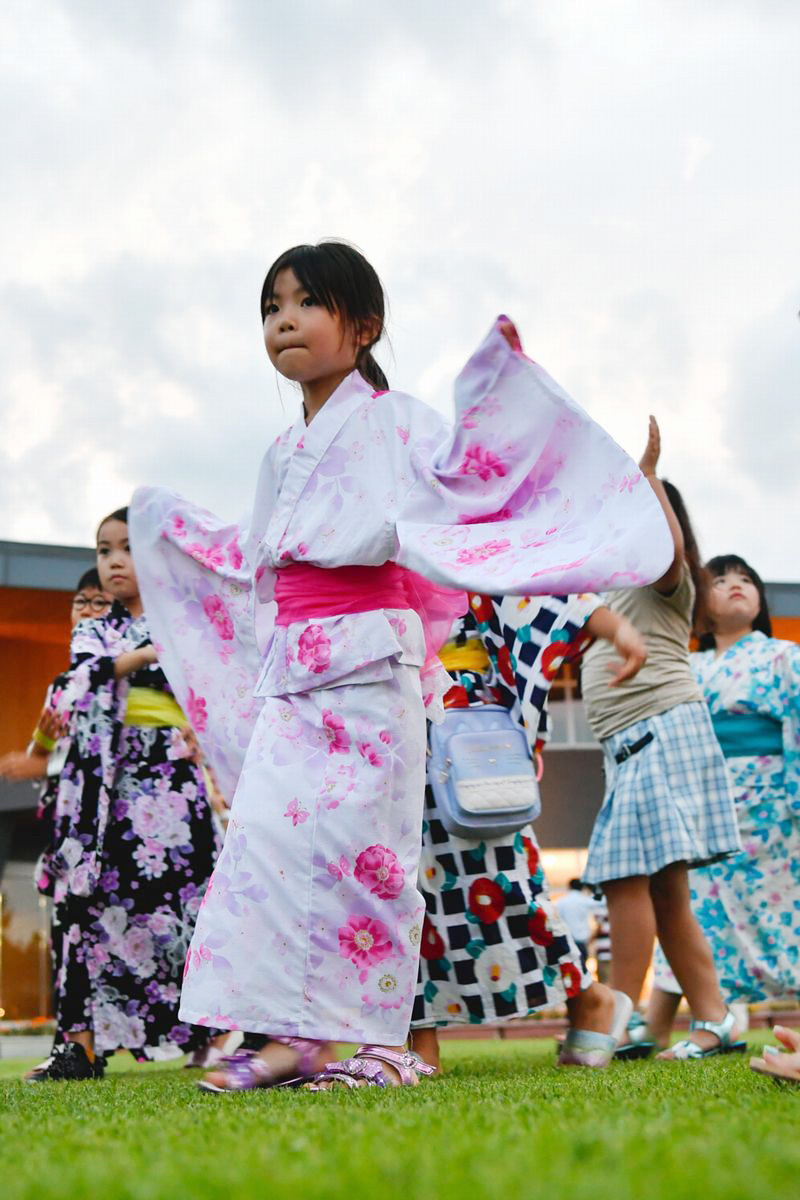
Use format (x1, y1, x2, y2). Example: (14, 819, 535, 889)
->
(2, 0, 799, 578)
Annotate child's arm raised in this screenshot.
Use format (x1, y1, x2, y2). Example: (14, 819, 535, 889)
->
(639, 415, 685, 595)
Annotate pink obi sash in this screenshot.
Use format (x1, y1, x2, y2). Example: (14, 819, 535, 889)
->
(274, 561, 467, 674)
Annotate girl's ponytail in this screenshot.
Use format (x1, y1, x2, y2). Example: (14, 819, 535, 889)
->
(357, 348, 388, 392)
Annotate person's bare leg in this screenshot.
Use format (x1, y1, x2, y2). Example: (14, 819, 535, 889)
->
(203, 1039, 332, 1089)
(566, 982, 615, 1033)
(649, 863, 734, 1055)
(410, 1027, 441, 1072)
(644, 986, 682, 1050)
(603, 876, 657, 1005)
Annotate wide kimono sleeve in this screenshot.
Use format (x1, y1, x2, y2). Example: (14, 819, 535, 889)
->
(129, 488, 265, 800)
(395, 317, 673, 596)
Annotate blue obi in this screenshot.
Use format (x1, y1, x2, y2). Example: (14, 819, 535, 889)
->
(711, 712, 783, 759)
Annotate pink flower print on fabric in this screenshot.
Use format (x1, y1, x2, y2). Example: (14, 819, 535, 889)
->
(618, 472, 642, 494)
(356, 741, 383, 768)
(396, 426, 409, 444)
(322, 709, 350, 755)
(462, 396, 501, 429)
(202, 594, 235, 641)
(297, 624, 332, 674)
(186, 688, 208, 733)
(186, 542, 226, 570)
(171, 515, 187, 537)
(354, 845, 404, 900)
(226, 537, 243, 569)
(327, 856, 352, 881)
(184, 942, 212, 978)
(338, 915, 393, 968)
(284, 798, 309, 826)
(458, 444, 507, 482)
(458, 507, 513, 525)
(456, 539, 511, 565)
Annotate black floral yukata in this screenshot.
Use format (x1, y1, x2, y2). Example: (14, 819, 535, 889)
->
(413, 592, 600, 1028)
(47, 603, 220, 1060)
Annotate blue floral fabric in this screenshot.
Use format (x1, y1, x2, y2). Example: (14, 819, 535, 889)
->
(655, 632, 800, 1002)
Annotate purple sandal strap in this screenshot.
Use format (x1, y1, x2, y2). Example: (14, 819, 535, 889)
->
(356, 1045, 437, 1084)
(199, 1040, 324, 1093)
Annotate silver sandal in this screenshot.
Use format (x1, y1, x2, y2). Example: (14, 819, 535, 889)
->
(558, 990, 633, 1068)
(663, 1009, 747, 1060)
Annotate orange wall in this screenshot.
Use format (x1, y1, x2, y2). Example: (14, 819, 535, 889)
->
(773, 616, 800, 644)
(0, 587, 72, 754)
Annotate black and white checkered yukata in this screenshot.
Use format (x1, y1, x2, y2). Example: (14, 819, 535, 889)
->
(412, 592, 601, 1029)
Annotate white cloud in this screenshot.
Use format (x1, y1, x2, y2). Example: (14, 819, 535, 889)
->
(0, 0, 798, 578)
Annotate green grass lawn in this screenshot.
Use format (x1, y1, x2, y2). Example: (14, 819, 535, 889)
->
(2, 1035, 798, 1200)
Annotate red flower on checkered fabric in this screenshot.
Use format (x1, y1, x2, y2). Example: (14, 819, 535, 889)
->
(527, 906, 554, 946)
(467, 594, 495, 626)
(541, 640, 568, 681)
(521, 835, 540, 877)
(564, 630, 593, 664)
(420, 915, 446, 961)
(560, 961, 583, 997)
(468, 878, 506, 924)
(496, 644, 515, 687)
(444, 684, 470, 709)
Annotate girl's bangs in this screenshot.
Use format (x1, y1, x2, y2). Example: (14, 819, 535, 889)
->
(260, 246, 339, 320)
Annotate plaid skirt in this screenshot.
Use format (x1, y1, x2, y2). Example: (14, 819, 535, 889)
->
(583, 702, 740, 886)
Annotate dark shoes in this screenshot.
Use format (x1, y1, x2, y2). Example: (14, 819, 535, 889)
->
(25, 1041, 105, 1083)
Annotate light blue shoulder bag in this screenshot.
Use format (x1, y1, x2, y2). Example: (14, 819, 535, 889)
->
(428, 705, 541, 841)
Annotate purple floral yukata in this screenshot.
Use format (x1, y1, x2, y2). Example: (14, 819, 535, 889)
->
(50, 603, 221, 1060)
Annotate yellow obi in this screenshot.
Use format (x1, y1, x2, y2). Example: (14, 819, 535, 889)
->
(124, 687, 186, 728)
(438, 638, 490, 674)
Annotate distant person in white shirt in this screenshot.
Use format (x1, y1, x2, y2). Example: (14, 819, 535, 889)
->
(557, 880, 599, 968)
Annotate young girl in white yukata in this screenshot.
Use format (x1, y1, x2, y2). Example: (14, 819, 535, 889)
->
(130, 241, 673, 1092)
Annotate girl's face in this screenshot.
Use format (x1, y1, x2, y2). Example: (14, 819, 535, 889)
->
(70, 585, 112, 629)
(96, 519, 139, 606)
(263, 268, 363, 384)
(708, 567, 761, 632)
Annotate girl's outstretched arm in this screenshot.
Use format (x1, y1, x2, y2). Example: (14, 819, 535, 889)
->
(585, 607, 647, 686)
(639, 415, 684, 595)
(114, 644, 158, 680)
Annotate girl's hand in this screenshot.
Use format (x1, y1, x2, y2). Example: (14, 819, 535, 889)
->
(605, 618, 647, 686)
(0, 751, 48, 781)
(140, 644, 158, 665)
(37, 707, 67, 744)
(639, 414, 661, 477)
(498, 320, 522, 352)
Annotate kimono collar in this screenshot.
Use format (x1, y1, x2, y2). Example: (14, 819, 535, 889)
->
(298, 369, 373, 446)
(261, 370, 376, 555)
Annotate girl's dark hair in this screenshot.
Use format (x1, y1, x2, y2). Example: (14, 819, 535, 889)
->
(96, 507, 129, 541)
(76, 567, 102, 591)
(661, 480, 708, 633)
(260, 241, 388, 391)
(697, 554, 772, 650)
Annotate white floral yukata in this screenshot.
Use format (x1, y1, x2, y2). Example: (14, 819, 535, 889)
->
(130, 318, 672, 1043)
